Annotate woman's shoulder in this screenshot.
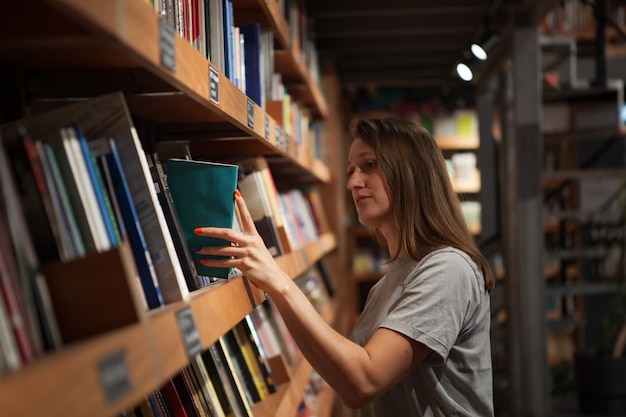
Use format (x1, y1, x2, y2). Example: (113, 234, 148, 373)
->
(415, 247, 483, 287)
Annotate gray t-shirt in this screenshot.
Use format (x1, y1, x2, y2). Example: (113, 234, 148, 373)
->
(350, 247, 494, 417)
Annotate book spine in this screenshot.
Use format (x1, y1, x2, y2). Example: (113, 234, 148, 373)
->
(114, 130, 189, 304)
(106, 139, 163, 310)
(149, 154, 200, 291)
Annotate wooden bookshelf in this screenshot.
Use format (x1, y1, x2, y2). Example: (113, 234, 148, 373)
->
(0, 0, 328, 183)
(0, 232, 336, 417)
(232, 0, 328, 118)
(0, 0, 340, 415)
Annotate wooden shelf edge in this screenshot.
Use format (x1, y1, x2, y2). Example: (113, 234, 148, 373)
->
(0, 323, 161, 417)
(435, 135, 479, 150)
(276, 232, 336, 279)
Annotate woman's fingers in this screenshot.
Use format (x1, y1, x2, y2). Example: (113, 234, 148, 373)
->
(194, 244, 244, 257)
(194, 226, 246, 245)
(234, 190, 258, 235)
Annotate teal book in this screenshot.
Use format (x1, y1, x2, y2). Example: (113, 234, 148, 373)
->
(166, 159, 238, 280)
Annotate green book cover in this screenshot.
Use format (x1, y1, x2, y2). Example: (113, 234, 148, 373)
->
(166, 159, 238, 280)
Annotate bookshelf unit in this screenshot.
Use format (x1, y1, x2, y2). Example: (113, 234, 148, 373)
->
(541, 85, 626, 369)
(0, 1, 339, 417)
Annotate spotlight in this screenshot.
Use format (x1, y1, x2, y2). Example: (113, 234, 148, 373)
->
(456, 63, 473, 82)
(471, 43, 487, 60)
(470, 34, 498, 61)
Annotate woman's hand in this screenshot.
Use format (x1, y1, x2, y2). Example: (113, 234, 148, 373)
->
(194, 190, 290, 295)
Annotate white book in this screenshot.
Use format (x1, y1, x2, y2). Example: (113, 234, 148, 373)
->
(0, 298, 21, 372)
(61, 126, 111, 252)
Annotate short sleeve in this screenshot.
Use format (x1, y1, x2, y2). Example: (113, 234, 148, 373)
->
(379, 250, 478, 366)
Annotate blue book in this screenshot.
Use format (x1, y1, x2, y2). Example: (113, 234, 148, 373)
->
(223, 0, 234, 82)
(240, 24, 262, 106)
(166, 159, 238, 280)
(105, 138, 163, 309)
(73, 125, 119, 247)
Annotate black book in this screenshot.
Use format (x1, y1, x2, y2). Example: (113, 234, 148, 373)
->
(148, 153, 201, 291)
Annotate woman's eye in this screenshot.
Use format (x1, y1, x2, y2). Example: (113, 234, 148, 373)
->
(363, 160, 376, 171)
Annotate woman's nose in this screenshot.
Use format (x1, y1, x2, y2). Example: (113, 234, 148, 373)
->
(347, 171, 364, 190)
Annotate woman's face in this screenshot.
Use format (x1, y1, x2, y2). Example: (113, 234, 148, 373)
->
(346, 138, 393, 229)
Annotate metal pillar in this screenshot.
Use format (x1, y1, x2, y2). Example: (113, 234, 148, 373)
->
(500, 26, 551, 416)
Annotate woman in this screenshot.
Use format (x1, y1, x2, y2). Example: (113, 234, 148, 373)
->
(196, 117, 495, 416)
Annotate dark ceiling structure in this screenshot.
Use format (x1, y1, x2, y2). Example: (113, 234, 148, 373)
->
(305, 0, 554, 104)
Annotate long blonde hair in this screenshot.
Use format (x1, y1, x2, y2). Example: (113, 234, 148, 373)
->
(351, 117, 494, 292)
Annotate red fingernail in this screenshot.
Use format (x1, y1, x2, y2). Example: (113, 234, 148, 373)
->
(194, 227, 203, 234)
(234, 189, 241, 198)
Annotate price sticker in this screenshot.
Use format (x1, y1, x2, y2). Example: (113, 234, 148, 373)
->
(247, 99, 255, 130)
(209, 66, 220, 105)
(275, 126, 282, 150)
(177, 307, 202, 357)
(159, 20, 176, 72)
(98, 349, 132, 403)
(264, 115, 270, 140)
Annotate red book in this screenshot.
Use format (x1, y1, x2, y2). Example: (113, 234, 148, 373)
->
(160, 379, 189, 417)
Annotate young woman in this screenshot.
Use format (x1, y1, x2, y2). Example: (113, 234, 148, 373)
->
(195, 117, 495, 416)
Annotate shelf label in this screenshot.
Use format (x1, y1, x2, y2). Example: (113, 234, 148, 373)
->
(98, 349, 131, 403)
(159, 20, 176, 72)
(264, 115, 270, 140)
(209, 66, 220, 105)
(247, 99, 255, 130)
(275, 126, 282, 150)
(177, 307, 202, 357)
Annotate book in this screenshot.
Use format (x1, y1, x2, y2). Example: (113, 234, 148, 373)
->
(237, 170, 283, 257)
(208, 0, 225, 73)
(41, 130, 99, 255)
(237, 156, 291, 253)
(3, 129, 62, 263)
(202, 341, 252, 417)
(0, 132, 61, 354)
(172, 370, 202, 417)
(189, 354, 226, 417)
(239, 24, 263, 107)
(166, 159, 238, 280)
(222, 328, 263, 404)
(37, 141, 87, 259)
(148, 153, 201, 291)
(59, 125, 112, 252)
(235, 319, 277, 395)
(74, 124, 121, 247)
(102, 138, 163, 310)
(21, 132, 74, 261)
(2, 92, 190, 305)
(160, 379, 190, 417)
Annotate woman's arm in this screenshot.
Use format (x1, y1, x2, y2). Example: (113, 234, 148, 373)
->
(196, 192, 431, 408)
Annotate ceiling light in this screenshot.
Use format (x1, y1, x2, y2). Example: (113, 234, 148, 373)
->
(470, 34, 499, 62)
(456, 63, 473, 82)
(471, 43, 488, 60)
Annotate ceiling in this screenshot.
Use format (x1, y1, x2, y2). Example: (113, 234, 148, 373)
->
(305, 0, 550, 104)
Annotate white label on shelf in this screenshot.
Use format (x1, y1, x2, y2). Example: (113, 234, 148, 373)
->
(275, 126, 282, 150)
(264, 115, 270, 140)
(98, 349, 132, 403)
(177, 307, 202, 357)
(209, 66, 220, 105)
(247, 99, 255, 130)
(159, 20, 176, 72)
